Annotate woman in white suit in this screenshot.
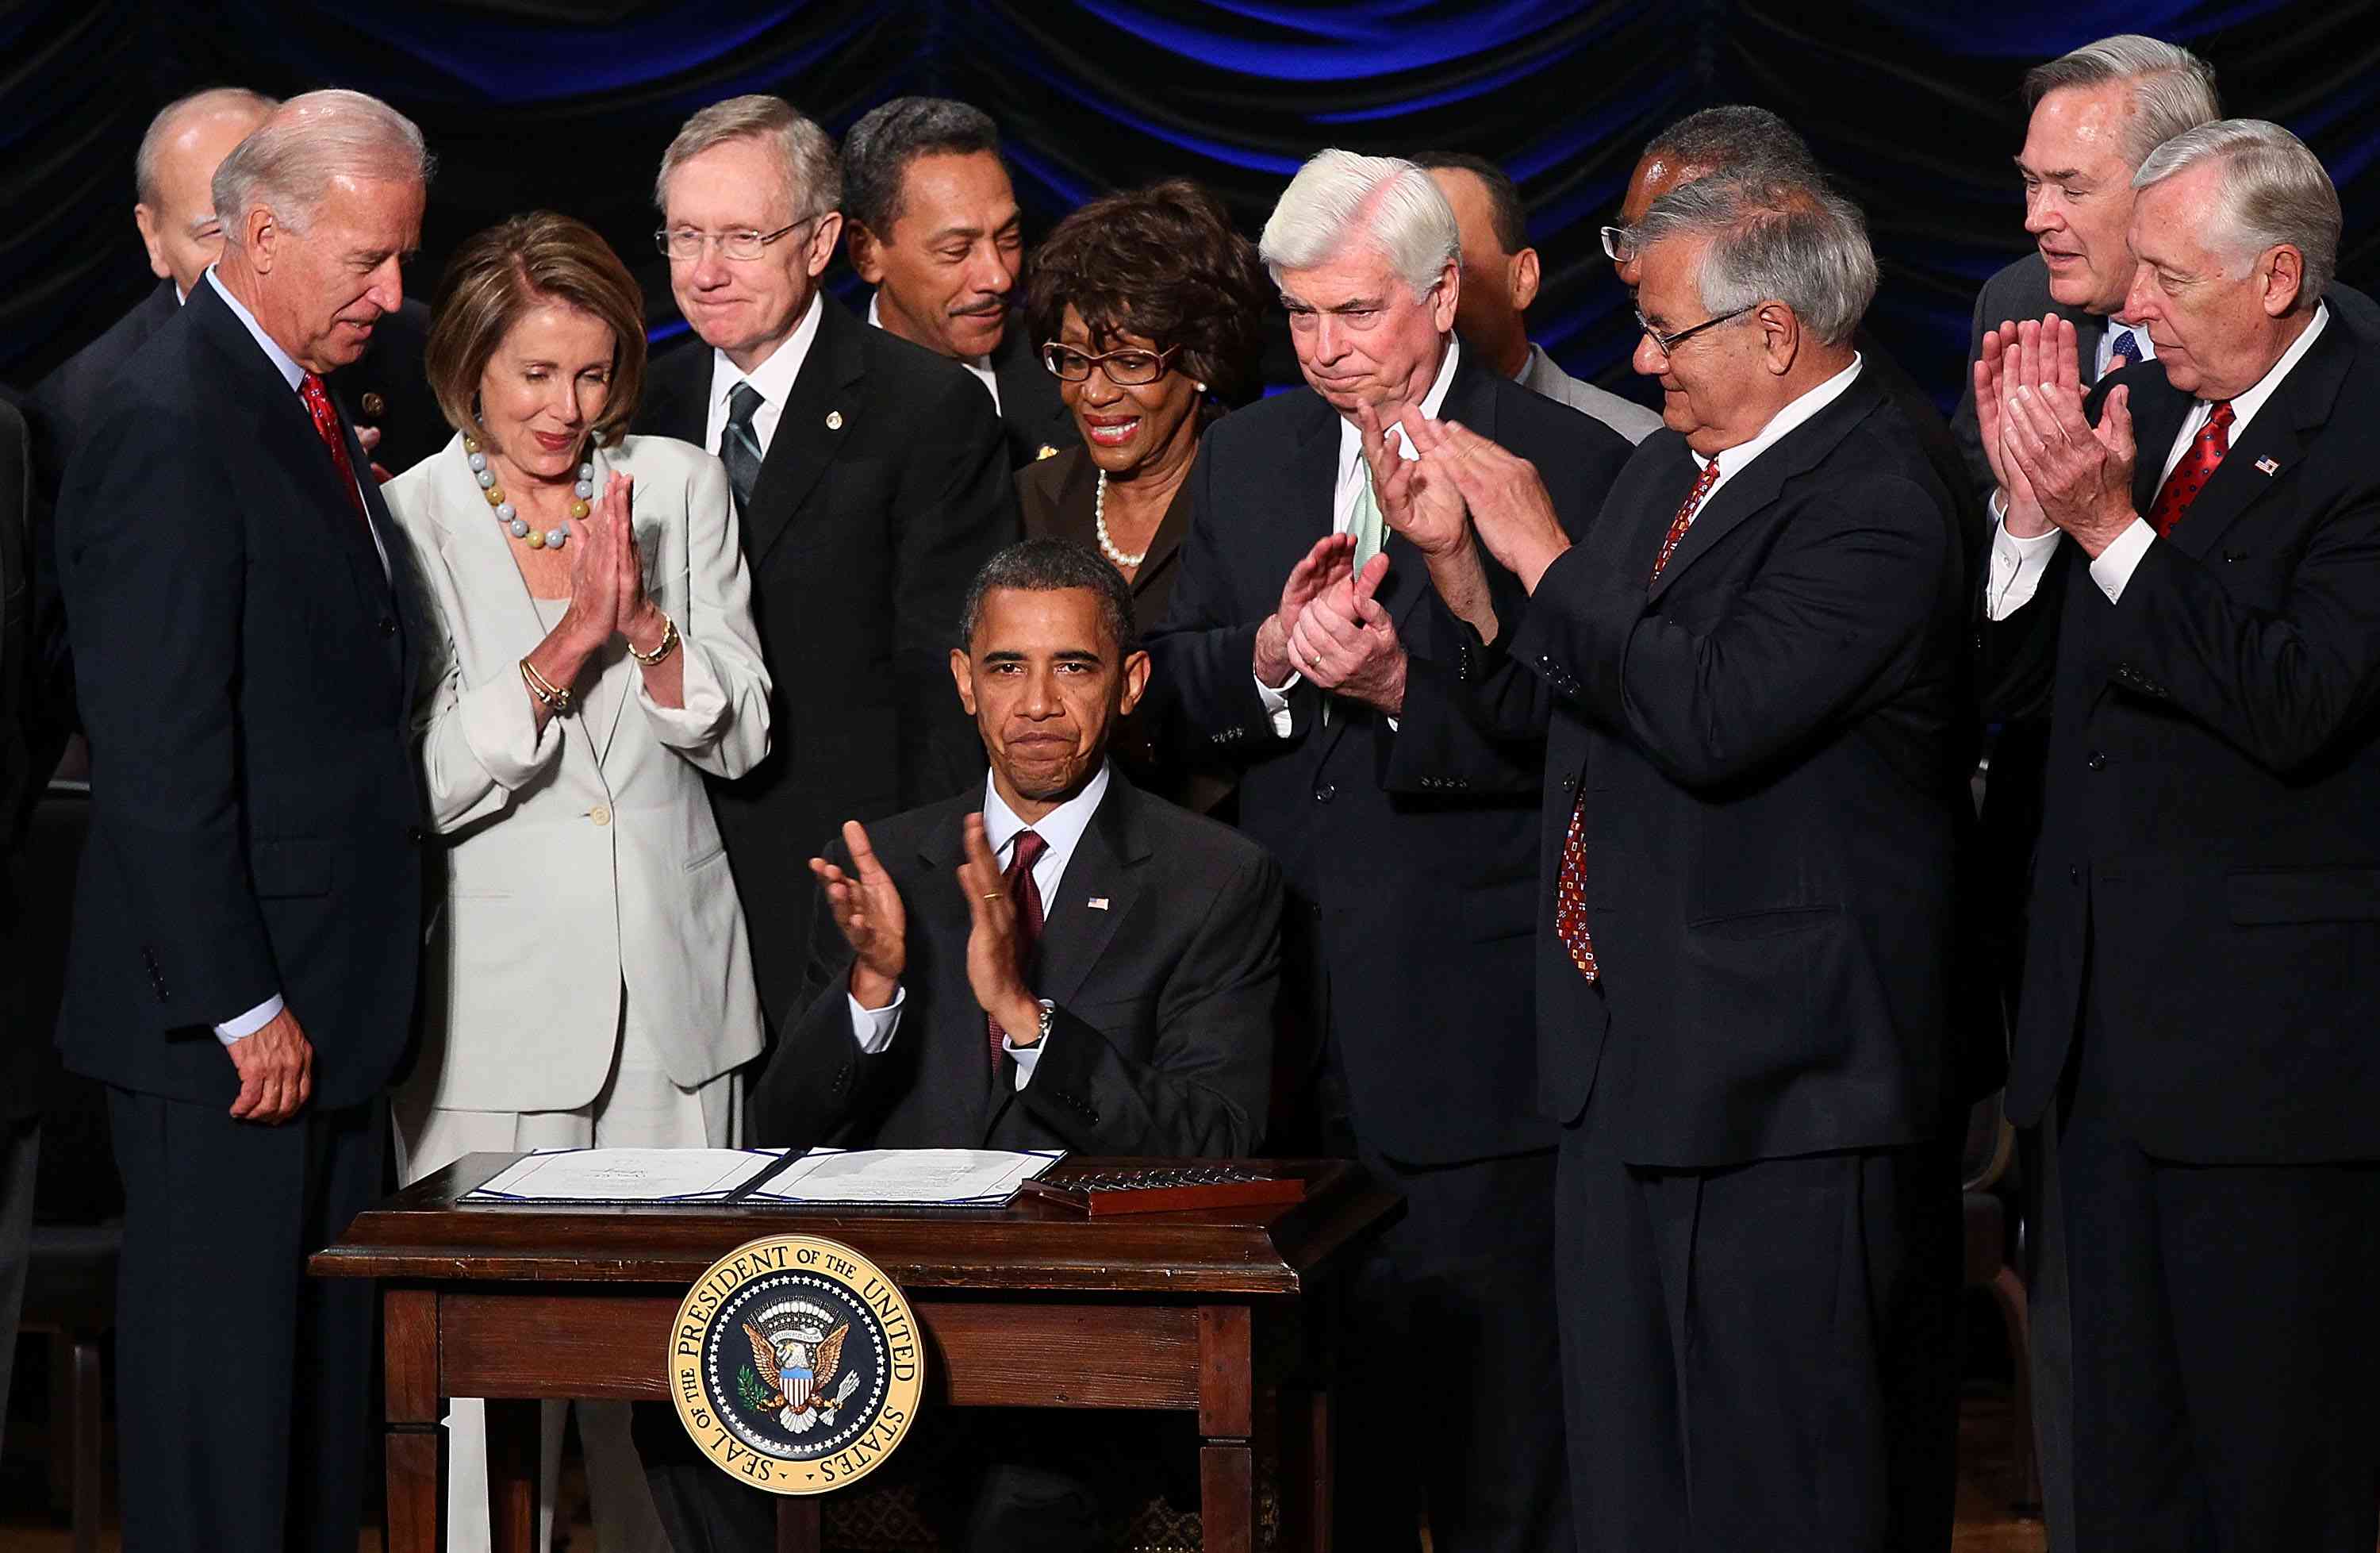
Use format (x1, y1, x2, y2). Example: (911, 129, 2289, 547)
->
(383, 211, 770, 1553)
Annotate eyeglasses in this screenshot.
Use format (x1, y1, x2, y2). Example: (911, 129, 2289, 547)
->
(654, 216, 817, 263)
(1600, 225, 1637, 263)
(1633, 303, 1754, 357)
(1040, 342, 1180, 386)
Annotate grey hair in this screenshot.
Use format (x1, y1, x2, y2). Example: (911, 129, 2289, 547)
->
(957, 539, 1139, 656)
(655, 94, 840, 223)
(135, 86, 278, 206)
(210, 89, 431, 242)
(2023, 34, 2220, 167)
(1633, 175, 1878, 348)
(1259, 148, 1460, 298)
(2134, 118, 2339, 306)
(1642, 105, 1823, 185)
(840, 97, 1003, 239)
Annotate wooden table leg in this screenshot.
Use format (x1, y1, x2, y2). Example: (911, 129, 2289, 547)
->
(382, 1289, 443, 1553)
(1276, 1386, 1330, 1553)
(1199, 1305, 1256, 1553)
(486, 1397, 540, 1553)
(776, 1497, 822, 1553)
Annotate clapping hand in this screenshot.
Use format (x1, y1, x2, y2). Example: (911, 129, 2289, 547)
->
(1288, 552, 1406, 715)
(1254, 532, 1357, 687)
(1397, 413, 1572, 593)
(1991, 315, 2139, 558)
(566, 472, 654, 652)
(1357, 402, 1468, 559)
(812, 820, 907, 1009)
(955, 814, 1042, 1044)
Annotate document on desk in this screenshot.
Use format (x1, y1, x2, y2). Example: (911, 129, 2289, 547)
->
(744, 1147, 1065, 1208)
(463, 1148, 788, 1205)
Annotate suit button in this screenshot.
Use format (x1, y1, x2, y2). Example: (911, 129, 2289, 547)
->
(1313, 782, 1335, 803)
(590, 804, 612, 826)
(2069, 865, 2081, 883)
(2086, 751, 2106, 772)
(379, 617, 397, 636)
(1560, 774, 1576, 790)
(405, 825, 424, 845)
(361, 391, 386, 418)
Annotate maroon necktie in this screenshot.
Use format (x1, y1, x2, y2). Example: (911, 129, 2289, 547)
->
(298, 371, 373, 535)
(1554, 461, 1728, 983)
(2144, 400, 2234, 538)
(987, 829, 1048, 1068)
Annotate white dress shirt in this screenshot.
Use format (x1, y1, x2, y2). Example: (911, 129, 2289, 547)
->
(1257, 336, 1464, 734)
(846, 763, 1113, 1090)
(1987, 304, 2329, 619)
(703, 289, 823, 463)
(202, 264, 390, 1044)
(866, 290, 1002, 412)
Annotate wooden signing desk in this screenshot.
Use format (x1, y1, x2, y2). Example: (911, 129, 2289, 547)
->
(311, 1155, 1399, 1553)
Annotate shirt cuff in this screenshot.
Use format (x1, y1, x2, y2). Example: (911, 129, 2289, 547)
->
(847, 986, 905, 1053)
(1000, 1001, 1054, 1090)
(2086, 519, 2156, 603)
(217, 993, 285, 1046)
(1254, 671, 1299, 738)
(1985, 513, 2064, 621)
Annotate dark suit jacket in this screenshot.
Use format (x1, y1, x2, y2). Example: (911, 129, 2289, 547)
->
(0, 394, 36, 1122)
(1951, 252, 2380, 504)
(1470, 371, 1973, 1168)
(27, 282, 440, 744)
(638, 294, 1018, 1026)
(1980, 315, 2380, 1163)
(1143, 352, 1630, 1165)
(52, 281, 427, 1109)
(749, 774, 1281, 1155)
(989, 321, 1077, 469)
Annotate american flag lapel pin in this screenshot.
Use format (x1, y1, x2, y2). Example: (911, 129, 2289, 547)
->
(1088, 897, 1110, 911)
(2255, 456, 2280, 476)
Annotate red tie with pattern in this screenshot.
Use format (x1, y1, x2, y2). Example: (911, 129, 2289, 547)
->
(988, 829, 1048, 1068)
(1554, 460, 1727, 983)
(2145, 400, 2233, 538)
(298, 371, 374, 535)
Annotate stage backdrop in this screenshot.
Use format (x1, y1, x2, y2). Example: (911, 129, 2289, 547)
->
(5, 1, 2377, 411)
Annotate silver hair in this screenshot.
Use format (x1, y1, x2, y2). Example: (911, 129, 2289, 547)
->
(135, 86, 278, 207)
(1259, 148, 1460, 299)
(210, 89, 430, 243)
(2134, 118, 2339, 306)
(1632, 175, 1878, 348)
(2023, 34, 2220, 167)
(655, 94, 840, 223)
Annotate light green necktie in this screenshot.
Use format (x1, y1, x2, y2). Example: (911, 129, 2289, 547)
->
(1347, 460, 1388, 570)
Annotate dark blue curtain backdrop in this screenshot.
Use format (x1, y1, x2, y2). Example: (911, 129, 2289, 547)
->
(5, 1, 2377, 410)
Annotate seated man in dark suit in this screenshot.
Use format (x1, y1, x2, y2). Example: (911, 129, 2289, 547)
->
(841, 97, 1077, 467)
(640, 537, 1281, 1552)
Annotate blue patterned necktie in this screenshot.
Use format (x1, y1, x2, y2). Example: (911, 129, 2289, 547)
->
(2103, 327, 2142, 379)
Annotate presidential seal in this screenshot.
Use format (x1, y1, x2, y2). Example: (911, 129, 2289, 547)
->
(669, 1236, 924, 1495)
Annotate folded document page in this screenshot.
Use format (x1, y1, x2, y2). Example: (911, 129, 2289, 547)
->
(464, 1148, 787, 1204)
(743, 1147, 1064, 1207)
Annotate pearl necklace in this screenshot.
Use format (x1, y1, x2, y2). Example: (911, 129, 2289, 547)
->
(463, 435, 591, 551)
(1093, 470, 1149, 569)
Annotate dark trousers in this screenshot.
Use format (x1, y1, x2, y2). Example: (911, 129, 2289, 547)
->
(1331, 1144, 1568, 1553)
(108, 1086, 384, 1553)
(1553, 1097, 1932, 1553)
(636, 1402, 1173, 1553)
(2059, 1032, 2380, 1553)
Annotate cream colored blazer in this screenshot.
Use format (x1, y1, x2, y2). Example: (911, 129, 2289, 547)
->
(385, 432, 771, 1111)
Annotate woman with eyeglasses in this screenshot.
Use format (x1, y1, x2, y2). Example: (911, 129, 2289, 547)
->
(1018, 179, 1269, 808)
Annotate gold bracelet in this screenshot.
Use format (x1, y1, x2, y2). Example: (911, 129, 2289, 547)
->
(519, 656, 574, 713)
(628, 613, 680, 666)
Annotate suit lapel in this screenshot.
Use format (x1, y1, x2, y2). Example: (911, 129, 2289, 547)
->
(1033, 777, 1142, 1009)
(743, 296, 865, 567)
(1647, 374, 1886, 605)
(640, 340, 710, 446)
(2159, 319, 2353, 562)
